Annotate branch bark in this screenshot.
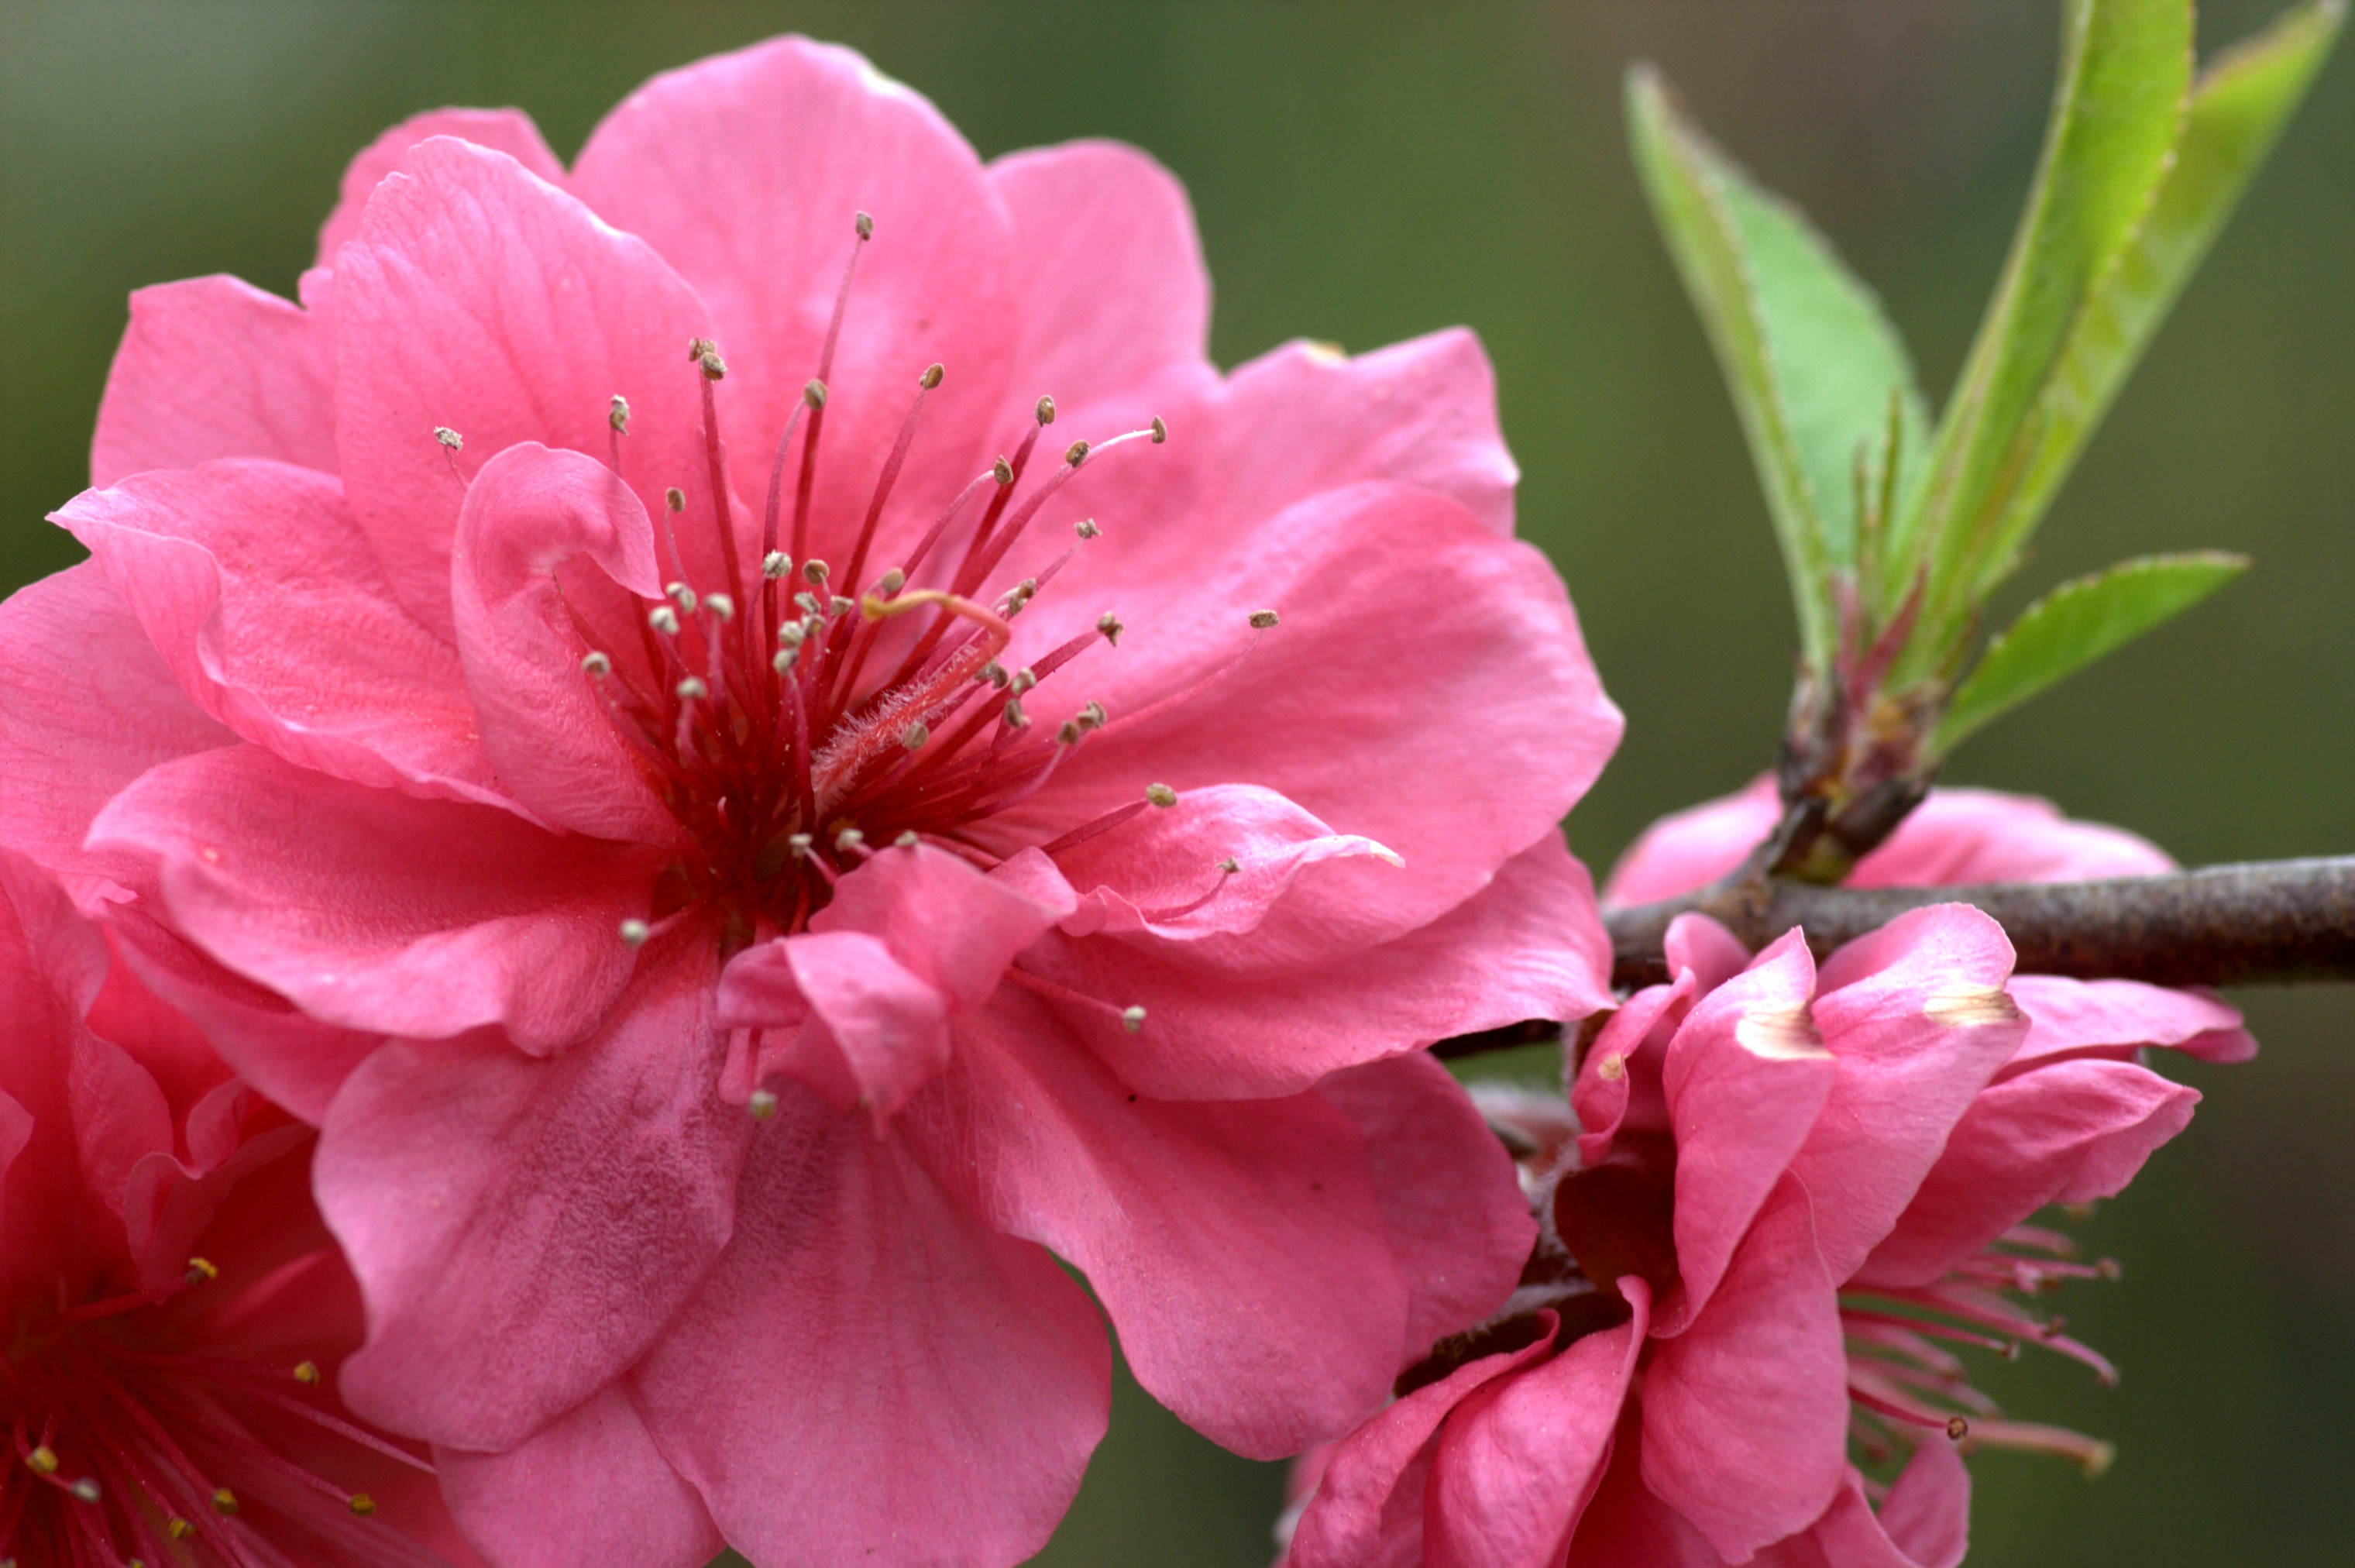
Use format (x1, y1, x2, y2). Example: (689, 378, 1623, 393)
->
(1603, 856, 2355, 991)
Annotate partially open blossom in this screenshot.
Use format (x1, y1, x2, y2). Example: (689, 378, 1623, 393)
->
(1284, 896, 2248, 1567)
(0, 846, 473, 1568)
(0, 36, 1621, 1568)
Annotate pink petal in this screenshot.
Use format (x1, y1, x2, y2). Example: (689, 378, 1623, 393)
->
(1656, 930, 1833, 1332)
(1793, 906, 2028, 1282)
(88, 744, 657, 1053)
(988, 140, 1215, 423)
(57, 460, 510, 808)
(315, 107, 569, 269)
(449, 442, 673, 843)
(1288, 1322, 1561, 1568)
(319, 946, 747, 1450)
(723, 930, 950, 1122)
(1563, 1418, 1728, 1568)
(0, 563, 233, 902)
(2003, 975, 2254, 1070)
(436, 1384, 721, 1568)
(1850, 788, 2174, 886)
(1570, 910, 1748, 1167)
(572, 36, 1019, 567)
(1007, 480, 1619, 957)
(634, 1087, 1108, 1568)
(1851, 1057, 2200, 1291)
(906, 985, 1408, 1458)
(334, 137, 717, 636)
(811, 841, 1076, 1009)
(1426, 1282, 1649, 1568)
(91, 277, 336, 487)
(1641, 1179, 1848, 1562)
(1319, 1052, 1538, 1364)
(1035, 827, 1611, 1102)
(1751, 1447, 1968, 1568)
(1604, 776, 1778, 907)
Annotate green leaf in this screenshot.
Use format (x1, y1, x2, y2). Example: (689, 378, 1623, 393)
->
(1932, 551, 2248, 752)
(1889, 0, 2194, 662)
(1628, 64, 1930, 669)
(1983, 0, 2344, 585)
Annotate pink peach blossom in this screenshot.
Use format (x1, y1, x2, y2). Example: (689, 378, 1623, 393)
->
(1287, 896, 2236, 1568)
(0, 36, 1621, 1568)
(0, 844, 476, 1567)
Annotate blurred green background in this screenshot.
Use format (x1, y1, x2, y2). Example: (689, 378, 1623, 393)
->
(3, 2, 2348, 1563)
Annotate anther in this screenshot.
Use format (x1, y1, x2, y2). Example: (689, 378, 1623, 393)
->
(1250, 608, 1281, 629)
(168, 1519, 195, 1540)
(618, 919, 651, 947)
(433, 426, 463, 452)
(705, 593, 735, 622)
(920, 363, 944, 390)
(778, 623, 807, 648)
(763, 550, 790, 579)
(581, 651, 612, 676)
(854, 210, 875, 241)
(829, 595, 855, 617)
(213, 1488, 239, 1515)
(1078, 700, 1107, 729)
(772, 648, 799, 674)
(803, 379, 828, 410)
(835, 827, 865, 853)
(1096, 612, 1125, 645)
(982, 660, 1008, 688)
(26, 1447, 57, 1476)
(1946, 1417, 1971, 1441)
(1150, 416, 1168, 443)
(1597, 1053, 1627, 1081)
(667, 582, 698, 612)
(1147, 783, 1178, 808)
(794, 592, 823, 616)
(350, 1494, 377, 1517)
(901, 720, 930, 750)
(1008, 668, 1037, 695)
(2095, 1258, 2123, 1281)
(803, 559, 830, 584)
(648, 606, 681, 635)
(1075, 518, 1101, 540)
(688, 338, 727, 380)
(70, 1478, 100, 1504)
(676, 676, 708, 701)
(666, 487, 687, 513)
(1036, 395, 1057, 425)
(1004, 698, 1030, 729)
(294, 1360, 321, 1384)
(1065, 440, 1091, 466)
(993, 456, 1016, 485)
(876, 569, 906, 596)
(609, 395, 631, 433)
(748, 1089, 779, 1120)
(787, 833, 814, 859)
(1216, 857, 1241, 874)
(184, 1256, 218, 1284)
(1122, 1006, 1147, 1033)
(895, 830, 921, 848)
(1057, 719, 1085, 744)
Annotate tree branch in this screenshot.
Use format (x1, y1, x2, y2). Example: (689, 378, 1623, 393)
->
(1604, 856, 2355, 991)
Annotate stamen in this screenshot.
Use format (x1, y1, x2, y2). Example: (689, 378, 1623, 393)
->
(1146, 783, 1178, 808)
(619, 920, 651, 947)
(1075, 518, 1101, 540)
(182, 1258, 218, 1285)
(1250, 608, 1281, 629)
(748, 1089, 780, 1120)
(1096, 612, 1124, 645)
(608, 394, 630, 471)
(1122, 1006, 1147, 1033)
(582, 651, 612, 676)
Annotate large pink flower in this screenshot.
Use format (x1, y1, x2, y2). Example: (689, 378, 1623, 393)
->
(0, 36, 1621, 1568)
(0, 844, 476, 1567)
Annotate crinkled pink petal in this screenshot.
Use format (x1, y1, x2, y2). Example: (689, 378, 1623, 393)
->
(1036, 830, 1611, 1101)
(90, 744, 656, 1052)
(1288, 1322, 1562, 1568)
(1601, 776, 1778, 908)
(0, 563, 234, 903)
(436, 1383, 721, 1568)
(1006, 480, 1618, 951)
(91, 276, 337, 488)
(449, 442, 674, 842)
(316, 106, 569, 268)
(1851, 1057, 2199, 1291)
(1793, 906, 2028, 1282)
(319, 944, 747, 1450)
(334, 136, 717, 636)
(572, 36, 1017, 562)
(1426, 1280, 1649, 1568)
(1642, 1179, 1849, 1562)
(2003, 974, 2254, 1070)
(65, 1030, 172, 1229)
(1656, 930, 1833, 1332)
(1573, 913, 1741, 1164)
(810, 841, 1076, 1008)
(988, 140, 1215, 425)
(634, 1085, 1108, 1568)
(1318, 1052, 1538, 1364)
(906, 985, 1408, 1458)
(726, 930, 949, 1121)
(57, 459, 510, 808)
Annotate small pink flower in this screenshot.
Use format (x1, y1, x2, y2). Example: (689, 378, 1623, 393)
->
(1288, 896, 2240, 1568)
(0, 846, 475, 1567)
(1, 36, 1621, 1567)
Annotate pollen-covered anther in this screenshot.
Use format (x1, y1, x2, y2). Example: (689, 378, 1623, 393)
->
(293, 1360, 321, 1384)
(854, 209, 875, 241)
(992, 456, 1016, 485)
(1004, 698, 1030, 730)
(1215, 857, 1241, 874)
(688, 337, 727, 380)
(433, 425, 463, 451)
(1057, 719, 1084, 744)
(777, 622, 807, 649)
(1096, 612, 1124, 645)
(748, 1088, 779, 1120)
(704, 593, 735, 621)
(339, 1491, 375, 1518)
(1122, 1005, 1147, 1033)
(1249, 608, 1281, 630)
(26, 1446, 57, 1476)
(69, 1479, 100, 1504)
(803, 559, 830, 584)
(1078, 701, 1107, 730)
(1036, 394, 1057, 425)
(901, 720, 930, 750)
(1597, 1053, 1627, 1081)
(762, 550, 790, 579)
(835, 827, 865, 853)
(676, 677, 709, 703)
(1064, 440, 1091, 466)
(665, 487, 687, 513)
(648, 605, 681, 635)
(1946, 1417, 1971, 1441)
(609, 394, 631, 433)
(828, 594, 855, 617)
(772, 648, 799, 674)
(794, 591, 823, 616)
(184, 1256, 218, 1284)
(786, 833, 814, 859)
(212, 1488, 239, 1515)
(167, 1519, 195, 1540)
(876, 568, 907, 596)
(803, 378, 828, 410)
(618, 919, 651, 947)
(1146, 783, 1180, 809)
(581, 651, 612, 676)
(1149, 416, 1168, 443)
(666, 582, 698, 612)
(895, 830, 920, 848)
(920, 363, 944, 390)
(1075, 518, 1101, 540)
(1008, 667, 1037, 696)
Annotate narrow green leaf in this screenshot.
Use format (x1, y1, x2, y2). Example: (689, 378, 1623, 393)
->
(1889, 0, 2194, 660)
(1979, 0, 2344, 589)
(1627, 65, 1929, 669)
(1933, 550, 2248, 753)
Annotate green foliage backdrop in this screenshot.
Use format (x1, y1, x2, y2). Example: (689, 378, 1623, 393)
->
(4, 4, 2348, 1563)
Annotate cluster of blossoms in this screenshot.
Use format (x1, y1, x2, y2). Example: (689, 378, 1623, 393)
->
(0, 34, 2243, 1568)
